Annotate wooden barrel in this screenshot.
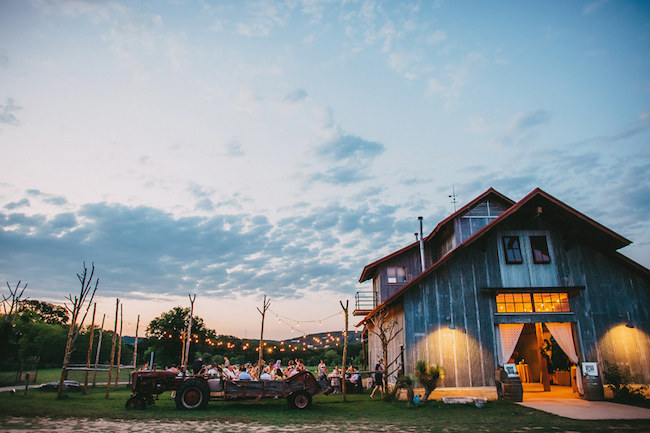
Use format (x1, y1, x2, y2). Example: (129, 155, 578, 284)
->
(503, 377, 524, 402)
(496, 368, 523, 402)
(582, 375, 604, 401)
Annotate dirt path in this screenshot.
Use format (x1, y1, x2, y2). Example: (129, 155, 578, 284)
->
(0, 417, 412, 433)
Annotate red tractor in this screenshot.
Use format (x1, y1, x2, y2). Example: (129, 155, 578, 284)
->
(126, 369, 323, 410)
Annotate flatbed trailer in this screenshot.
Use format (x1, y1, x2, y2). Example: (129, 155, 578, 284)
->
(126, 369, 323, 410)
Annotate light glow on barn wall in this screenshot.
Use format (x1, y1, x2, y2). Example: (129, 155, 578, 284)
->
(596, 323, 650, 379)
(413, 324, 492, 388)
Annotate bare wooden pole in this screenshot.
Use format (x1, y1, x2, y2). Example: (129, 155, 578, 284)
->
(257, 295, 271, 371)
(132, 314, 140, 369)
(340, 300, 349, 402)
(180, 329, 186, 367)
(184, 294, 196, 370)
(105, 298, 119, 399)
(92, 314, 105, 386)
(114, 304, 123, 389)
(83, 303, 96, 394)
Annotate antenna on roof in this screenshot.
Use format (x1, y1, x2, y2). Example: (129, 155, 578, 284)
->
(449, 186, 458, 212)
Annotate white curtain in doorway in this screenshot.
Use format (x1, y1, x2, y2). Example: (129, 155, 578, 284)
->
(498, 323, 524, 365)
(545, 322, 584, 395)
(544, 322, 578, 363)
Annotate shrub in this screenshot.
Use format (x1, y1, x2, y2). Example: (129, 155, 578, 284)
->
(603, 361, 648, 403)
(414, 360, 444, 402)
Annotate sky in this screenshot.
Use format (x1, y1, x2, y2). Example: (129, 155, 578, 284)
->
(1, 0, 649, 340)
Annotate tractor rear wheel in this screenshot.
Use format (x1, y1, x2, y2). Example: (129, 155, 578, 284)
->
(175, 379, 210, 410)
(288, 391, 312, 409)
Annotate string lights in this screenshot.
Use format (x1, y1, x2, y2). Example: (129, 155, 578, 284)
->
(268, 308, 342, 337)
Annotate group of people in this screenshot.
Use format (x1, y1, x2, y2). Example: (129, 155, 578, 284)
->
(141, 356, 386, 398)
(318, 358, 384, 397)
(147, 357, 311, 382)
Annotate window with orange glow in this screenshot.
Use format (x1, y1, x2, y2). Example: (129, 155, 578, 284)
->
(496, 292, 570, 313)
(533, 292, 570, 312)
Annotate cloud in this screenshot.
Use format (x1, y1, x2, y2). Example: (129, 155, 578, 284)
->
(426, 51, 487, 106)
(315, 133, 385, 162)
(226, 140, 246, 156)
(0, 198, 414, 303)
(427, 30, 447, 45)
(507, 110, 552, 134)
(284, 89, 308, 103)
(583, 0, 611, 15)
(0, 97, 21, 125)
(234, 0, 290, 37)
(309, 133, 385, 185)
(4, 199, 30, 210)
(490, 109, 553, 148)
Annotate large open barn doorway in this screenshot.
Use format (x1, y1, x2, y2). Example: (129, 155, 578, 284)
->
(500, 322, 581, 399)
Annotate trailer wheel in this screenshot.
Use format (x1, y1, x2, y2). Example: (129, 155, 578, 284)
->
(125, 395, 147, 410)
(175, 380, 210, 410)
(289, 391, 312, 409)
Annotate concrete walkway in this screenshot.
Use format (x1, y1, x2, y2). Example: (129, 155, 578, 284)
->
(517, 383, 650, 420)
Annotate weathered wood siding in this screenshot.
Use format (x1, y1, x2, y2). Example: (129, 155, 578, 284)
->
(366, 301, 405, 386)
(556, 242, 650, 382)
(377, 253, 421, 303)
(403, 242, 500, 388)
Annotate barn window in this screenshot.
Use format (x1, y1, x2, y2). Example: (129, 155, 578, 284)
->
(531, 236, 551, 264)
(496, 292, 570, 313)
(533, 293, 570, 312)
(502, 236, 523, 264)
(496, 293, 533, 313)
(387, 267, 407, 284)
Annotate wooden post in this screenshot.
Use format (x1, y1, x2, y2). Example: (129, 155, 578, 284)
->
(132, 315, 140, 371)
(257, 295, 271, 372)
(340, 300, 349, 402)
(93, 314, 105, 387)
(536, 322, 551, 391)
(105, 298, 119, 399)
(184, 294, 196, 370)
(83, 303, 96, 394)
(180, 329, 186, 367)
(114, 304, 123, 389)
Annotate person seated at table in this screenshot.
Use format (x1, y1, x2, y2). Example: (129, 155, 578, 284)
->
(260, 366, 272, 380)
(222, 365, 236, 380)
(318, 360, 327, 381)
(350, 366, 361, 390)
(328, 366, 342, 394)
(238, 366, 252, 380)
(206, 364, 218, 376)
(272, 367, 284, 380)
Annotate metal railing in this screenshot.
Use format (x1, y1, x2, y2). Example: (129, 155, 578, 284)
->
(354, 291, 377, 314)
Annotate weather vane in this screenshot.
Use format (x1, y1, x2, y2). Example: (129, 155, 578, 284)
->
(449, 186, 458, 212)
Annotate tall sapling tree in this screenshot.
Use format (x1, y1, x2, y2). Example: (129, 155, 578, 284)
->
(57, 262, 99, 399)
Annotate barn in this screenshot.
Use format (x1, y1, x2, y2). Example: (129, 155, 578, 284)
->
(355, 188, 650, 398)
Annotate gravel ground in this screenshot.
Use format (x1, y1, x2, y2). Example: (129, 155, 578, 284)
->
(0, 417, 414, 433)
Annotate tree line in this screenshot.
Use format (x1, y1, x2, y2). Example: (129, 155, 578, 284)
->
(1, 300, 362, 372)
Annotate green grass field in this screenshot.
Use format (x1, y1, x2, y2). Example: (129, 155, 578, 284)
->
(1, 382, 649, 433)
